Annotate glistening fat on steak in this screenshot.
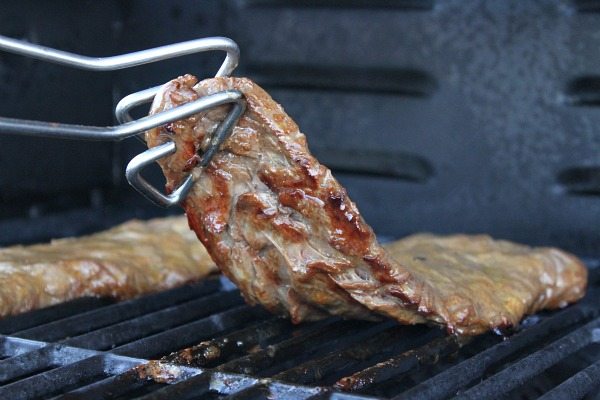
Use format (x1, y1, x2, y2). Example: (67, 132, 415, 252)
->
(147, 75, 587, 335)
(0, 216, 216, 317)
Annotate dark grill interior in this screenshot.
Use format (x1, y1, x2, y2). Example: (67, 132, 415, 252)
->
(1, 1, 599, 399)
(1, 0, 599, 254)
(0, 257, 598, 399)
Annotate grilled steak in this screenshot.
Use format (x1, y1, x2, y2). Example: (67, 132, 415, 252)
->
(0, 216, 216, 317)
(383, 234, 586, 334)
(147, 75, 587, 335)
(148, 75, 374, 323)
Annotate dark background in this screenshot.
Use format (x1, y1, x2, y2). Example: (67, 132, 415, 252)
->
(0, 0, 598, 255)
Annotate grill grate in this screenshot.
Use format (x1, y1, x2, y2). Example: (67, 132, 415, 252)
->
(0, 263, 598, 400)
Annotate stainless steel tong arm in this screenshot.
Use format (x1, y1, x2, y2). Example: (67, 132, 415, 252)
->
(0, 35, 240, 141)
(0, 35, 238, 74)
(0, 90, 242, 141)
(0, 35, 246, 207)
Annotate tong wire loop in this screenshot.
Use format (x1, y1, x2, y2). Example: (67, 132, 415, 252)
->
(126, 93, 246, 207)
(116, 86, 162, 124)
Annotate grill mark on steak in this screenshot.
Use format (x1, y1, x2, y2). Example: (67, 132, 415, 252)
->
(236, 192, 307, 242)
(324, 190, 373, 255)
(147, 75, 588, 335)
(202, 164, 231, 235)
(363, 255, 409, 284)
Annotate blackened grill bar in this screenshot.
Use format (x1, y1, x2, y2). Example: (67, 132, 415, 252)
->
(538, 359, 600, 400)
(395, 300, 600, 399)
(12, 279, 223, 342)
(0, 264, 597, 399)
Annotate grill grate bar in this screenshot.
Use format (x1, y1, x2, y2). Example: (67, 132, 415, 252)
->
(457, 315, 600, 399)
(132, 372, 211, 400)
(111, 305, 270, 358)
(14, 279, 221, 342)
(51, 370, 149, 400)
(220, 380, 338, 400)
(396, 300, 599, 400)
(537, 358, 600, 400)
(221, 383, 273, 400)
(206, 371, 261, 396)
(0, 298, 113, 335)
(326, 392, 380, 400)
(210, 322, 400, 399)
(0, 343, 102, 385)
(61, 318, 293, 398)
(217, 319, 386, 376)
(1, 336, 46, 358)
(276, 325, 442, 386)
(63, 290, 243, 350)
(0, 353, 145, 400)
(335, 334, 460, 393)
(159, 317, 293, 368)
(0, 344, 58, 384)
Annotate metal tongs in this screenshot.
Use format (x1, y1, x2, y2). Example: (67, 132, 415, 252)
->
(0, 35, 246, 207)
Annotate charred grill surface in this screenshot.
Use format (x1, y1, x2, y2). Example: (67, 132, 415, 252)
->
(0, 262, 597, 399)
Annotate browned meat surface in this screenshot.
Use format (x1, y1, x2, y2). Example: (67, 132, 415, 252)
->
(382, 234, 586, 334)
(147, 75, 587, 335)
(0, 216, 216, 318)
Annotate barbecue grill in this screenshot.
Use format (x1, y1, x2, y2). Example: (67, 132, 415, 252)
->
(1, 1, 599, 399)
(0, 253, 599, 399)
